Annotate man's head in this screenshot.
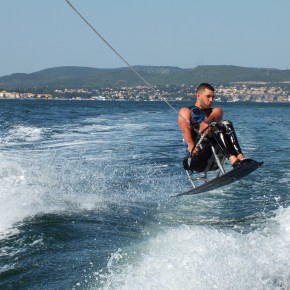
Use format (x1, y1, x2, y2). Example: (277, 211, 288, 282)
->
(195, 83, 215, 109)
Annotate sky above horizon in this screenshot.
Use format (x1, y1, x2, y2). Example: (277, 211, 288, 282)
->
(1, 0, 290, 77)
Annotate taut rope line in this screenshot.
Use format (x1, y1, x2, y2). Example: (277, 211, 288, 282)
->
(64, 0, 190, 124)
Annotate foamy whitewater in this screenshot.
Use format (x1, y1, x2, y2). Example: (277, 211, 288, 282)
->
(0, 100, 289, 289)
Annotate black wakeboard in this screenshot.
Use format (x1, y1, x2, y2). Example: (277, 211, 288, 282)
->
(173, 159, 263, 197)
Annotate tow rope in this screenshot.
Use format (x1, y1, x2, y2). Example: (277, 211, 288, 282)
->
(64, 0, 190, 124)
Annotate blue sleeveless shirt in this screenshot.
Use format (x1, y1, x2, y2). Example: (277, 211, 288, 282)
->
(183, 106, 213, 155)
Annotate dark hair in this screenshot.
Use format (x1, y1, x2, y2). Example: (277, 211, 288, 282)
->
(196, 83, 215, 93)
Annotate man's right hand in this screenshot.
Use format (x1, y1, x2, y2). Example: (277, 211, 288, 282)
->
(189, 146, 199, 157)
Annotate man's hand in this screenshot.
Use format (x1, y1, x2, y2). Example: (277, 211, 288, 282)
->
(188, 144, 199, 156)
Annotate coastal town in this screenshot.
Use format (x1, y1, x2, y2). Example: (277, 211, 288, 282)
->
(0, 83, 289, 102)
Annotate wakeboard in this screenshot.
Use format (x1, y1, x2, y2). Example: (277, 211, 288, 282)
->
(173, 159, 263, 197)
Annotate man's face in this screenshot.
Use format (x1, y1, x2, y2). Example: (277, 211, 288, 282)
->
(197, 88, 214, 108)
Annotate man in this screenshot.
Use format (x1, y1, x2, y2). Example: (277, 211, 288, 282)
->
(178, 83, 247, 172)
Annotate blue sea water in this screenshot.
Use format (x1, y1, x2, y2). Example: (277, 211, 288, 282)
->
(0, 100, 289, 290)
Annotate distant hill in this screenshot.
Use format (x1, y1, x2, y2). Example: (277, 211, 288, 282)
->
(1, 65, 290, 91)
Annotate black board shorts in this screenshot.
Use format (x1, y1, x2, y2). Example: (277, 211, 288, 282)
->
(184, 144, 213, 172)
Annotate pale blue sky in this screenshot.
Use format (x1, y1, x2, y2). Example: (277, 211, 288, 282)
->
(1, 0, 290, 77)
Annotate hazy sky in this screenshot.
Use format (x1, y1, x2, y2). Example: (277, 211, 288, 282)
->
(1, 0, 290, 77)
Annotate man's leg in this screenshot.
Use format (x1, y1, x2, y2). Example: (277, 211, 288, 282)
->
(213, 120, 245, 166)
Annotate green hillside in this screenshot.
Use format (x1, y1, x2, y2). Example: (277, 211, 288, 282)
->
(1, 65, 290, 91)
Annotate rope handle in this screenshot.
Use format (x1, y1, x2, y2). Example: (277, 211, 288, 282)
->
(190, 122, 217, 157)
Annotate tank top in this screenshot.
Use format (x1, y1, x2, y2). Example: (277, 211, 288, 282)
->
(188, 106, 213, 139)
